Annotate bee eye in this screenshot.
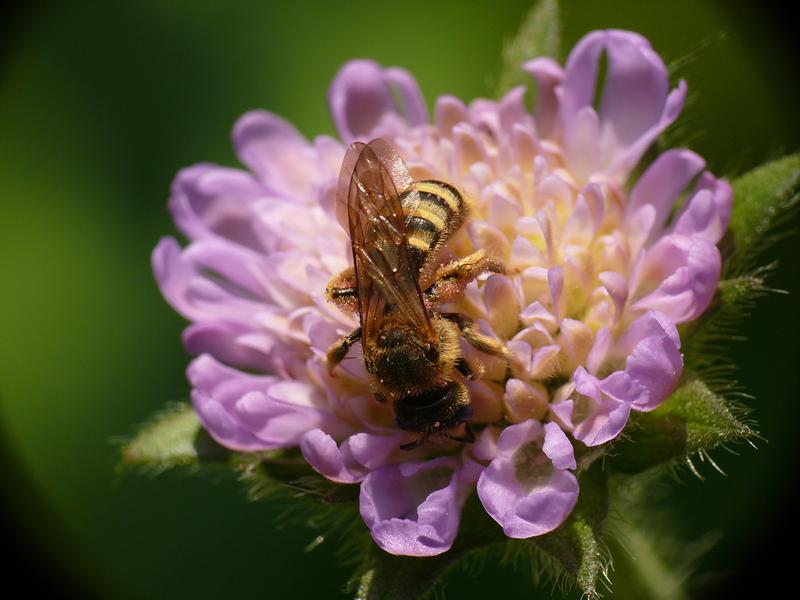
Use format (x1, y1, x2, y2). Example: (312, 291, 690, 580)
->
(424, 343, 439, 363)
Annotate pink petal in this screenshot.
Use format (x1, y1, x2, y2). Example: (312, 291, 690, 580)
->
(487, 187, 524, 233)
(168, 164, 266, 248)
(435, 95, 468, 136)
(300, 429, 364, 483)
(188, 354, 338, 451)
(233, 391, 324, 447)
(560, 30, 687, 181)
(615, 311, 683, 411)
(561, 31, 606, 120)
(597, 371, 648, 407)
(542, 422, 577, 470)
(483, 274, 520, 339)
(188, 354, 276, 451)
(618, 309, 681, 353)
(563, 367, 633, 446)
(631, 234, 720, 323)
(586, 326, 613, 375)
(599, 271, 628, 323)
(360, 458, 463, 556)
(182, 238, 270, 300)
(468, 221, 512, 263)
(561, 106, 602, 182)
(470, 426, 501, 462)
(599, 31, 669, 148)
(182, 321, 268, 370)
(563, 193, 597, 245)
(523, 57, 563, 139)
(629, 149, 706, 234)
(383, 67, 429, 126)
(347, 432, 409, 470)
(232, 110, 317, 199)
(548, 266, 564, 320)
(504, 378, 549, 423)
(608, 80, 686, 181)
(453, 123, 489, 173)
(624, 335, 682, 411)
(581, 312, 682, 418)
(152, 237, 265, 323)
(467, 98, 501, 139)
(509, 123, 542, 174)
(477, 420, 578, 538)
(558, 318, 593, 374)
(498, 86, 531, 134)
(672, 174, 733, 244)
(328, 60, 427, 142)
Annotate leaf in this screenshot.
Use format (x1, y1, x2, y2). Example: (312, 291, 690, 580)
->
(726, 152, 800, 275)
(534, 463, 609, 598)
(608, 380, 754, 474)
(495, 0, 560, 97)
(119, 403, 230, 472)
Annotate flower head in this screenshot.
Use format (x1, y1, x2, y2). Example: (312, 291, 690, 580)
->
(153, 30, 730, 556)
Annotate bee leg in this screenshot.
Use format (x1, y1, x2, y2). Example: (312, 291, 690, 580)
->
(455, 357, 476, 380)
(325, 326, 361, 375)
(446, 423, 476, 444)
(424, 249, 505, 306)
(400, 433, 430, 451)
(442, 312, 516, 365)
(325, 267, 358, 313)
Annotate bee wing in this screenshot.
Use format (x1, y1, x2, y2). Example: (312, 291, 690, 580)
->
(337, 138, 435, 346)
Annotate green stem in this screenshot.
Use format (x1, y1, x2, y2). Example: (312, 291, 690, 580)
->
(609, 520, 689, 600)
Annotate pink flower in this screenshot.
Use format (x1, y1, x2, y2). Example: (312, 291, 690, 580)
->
(477, 421, 578, 538)
(153, 30, 730, 556)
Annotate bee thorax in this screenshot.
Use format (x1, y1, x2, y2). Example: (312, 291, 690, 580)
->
(370, 330, 442, 391)
(369, 317, 460, 395)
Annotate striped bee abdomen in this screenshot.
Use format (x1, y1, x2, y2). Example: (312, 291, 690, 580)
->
(401, 180, 468, 273)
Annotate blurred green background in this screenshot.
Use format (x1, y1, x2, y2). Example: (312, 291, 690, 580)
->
(1, 1, 797, 598)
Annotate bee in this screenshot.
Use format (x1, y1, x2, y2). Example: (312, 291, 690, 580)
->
(325, 138, 512, 449)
